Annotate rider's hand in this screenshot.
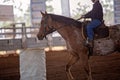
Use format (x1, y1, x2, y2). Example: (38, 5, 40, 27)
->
(81, 15, 85, 18)
(77, 15, 85, 20)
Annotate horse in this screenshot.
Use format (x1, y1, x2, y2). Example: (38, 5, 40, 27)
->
(37, 12, 120, 80)
(37, 12, 92, 80)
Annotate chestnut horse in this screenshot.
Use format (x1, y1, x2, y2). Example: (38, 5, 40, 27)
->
(37, 12, 93, 80)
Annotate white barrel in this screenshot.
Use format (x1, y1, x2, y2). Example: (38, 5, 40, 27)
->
(20, 48, 46, 80)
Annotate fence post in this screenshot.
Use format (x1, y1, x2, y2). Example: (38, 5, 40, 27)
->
(13, 24, 16, 39)
(22, 23, 27, 48)
(47, 34, 53, 51)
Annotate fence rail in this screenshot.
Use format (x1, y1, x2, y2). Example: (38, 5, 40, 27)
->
(0, 23, 39, 39)
(0, 23, 66, 51)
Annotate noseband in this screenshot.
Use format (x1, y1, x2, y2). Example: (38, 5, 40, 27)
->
(43, 25, 56, 38)
(42, 16, 66, 38)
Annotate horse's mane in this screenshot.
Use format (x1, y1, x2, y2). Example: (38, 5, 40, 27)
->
(48, 14, 82, 28)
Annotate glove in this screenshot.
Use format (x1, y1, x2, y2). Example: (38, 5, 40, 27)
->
(77, 15, 85, 20)
(81, 15, 85, 18)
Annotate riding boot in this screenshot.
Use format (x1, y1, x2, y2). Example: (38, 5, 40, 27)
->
(85, 39, 93, 48)
(88, 39, 93, 48)
(88, 39, 94, 56)
(85, 39, 94, 56)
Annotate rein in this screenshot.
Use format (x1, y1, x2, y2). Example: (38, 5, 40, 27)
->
(43, 16, 84, 39)
(43, 20, 70, 36)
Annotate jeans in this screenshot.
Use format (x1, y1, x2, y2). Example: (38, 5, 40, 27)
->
(87, 19, 101, 40)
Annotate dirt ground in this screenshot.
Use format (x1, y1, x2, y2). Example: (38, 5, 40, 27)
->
(46, 50, 120, 80)
(0, 50, 120, 80)
(0, 54, 20, 80)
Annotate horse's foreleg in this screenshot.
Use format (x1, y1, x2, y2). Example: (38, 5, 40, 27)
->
(66, 54, 79, 80)
(81, 52, 92, 80)
(88, 63, 92, 80)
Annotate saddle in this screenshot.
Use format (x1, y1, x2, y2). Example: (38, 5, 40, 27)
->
(81, 20, 109, 56)
(82, 20, 109, 40)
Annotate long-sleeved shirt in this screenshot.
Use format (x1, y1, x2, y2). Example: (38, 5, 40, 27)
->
(84, 1, 103, 21)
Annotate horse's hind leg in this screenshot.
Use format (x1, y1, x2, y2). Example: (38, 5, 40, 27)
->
(66, 53, 79, 80)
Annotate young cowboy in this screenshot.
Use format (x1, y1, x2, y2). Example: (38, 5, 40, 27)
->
(80, 0, 103, 47)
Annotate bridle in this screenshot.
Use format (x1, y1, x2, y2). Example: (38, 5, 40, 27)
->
(42, 24, 54, 39)
(42, 16, 67, 38)
(41, 15, 85, 39)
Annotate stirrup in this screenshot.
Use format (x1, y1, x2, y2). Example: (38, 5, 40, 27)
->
(84, 38, 93, 48)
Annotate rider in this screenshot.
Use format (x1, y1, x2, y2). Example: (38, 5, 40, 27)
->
(80, 0, 103, 47)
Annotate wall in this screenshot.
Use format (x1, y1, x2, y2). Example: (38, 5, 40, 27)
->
(114, 0, 120, 24)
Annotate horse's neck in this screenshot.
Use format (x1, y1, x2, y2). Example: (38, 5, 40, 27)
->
(53, 22, 82, 41)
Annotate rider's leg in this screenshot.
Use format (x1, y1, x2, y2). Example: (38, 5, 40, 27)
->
(86, 19, 101, 47)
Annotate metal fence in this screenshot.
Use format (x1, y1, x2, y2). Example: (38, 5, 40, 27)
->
(0, 23, 66, 51)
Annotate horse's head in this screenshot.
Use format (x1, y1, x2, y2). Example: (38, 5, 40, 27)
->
(37, 11, 56, 40)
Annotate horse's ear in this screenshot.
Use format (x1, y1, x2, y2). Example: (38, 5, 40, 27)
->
(45, 11, 47, 14)
(40, 11, 45, 16)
